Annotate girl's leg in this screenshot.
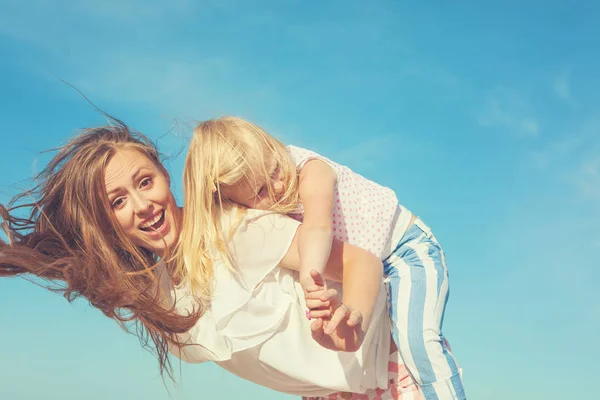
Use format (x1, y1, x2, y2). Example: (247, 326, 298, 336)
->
(384, 219, 465, 400)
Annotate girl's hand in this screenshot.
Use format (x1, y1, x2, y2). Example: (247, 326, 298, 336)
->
(309, 287, 365, 352)
(304, 269, 332, 320)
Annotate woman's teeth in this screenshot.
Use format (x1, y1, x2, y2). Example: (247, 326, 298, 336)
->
(140, 211, 164, 231)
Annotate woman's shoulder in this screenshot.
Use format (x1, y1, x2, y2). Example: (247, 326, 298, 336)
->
(217, 208, 300, 289)
(220, 208, 300, 259)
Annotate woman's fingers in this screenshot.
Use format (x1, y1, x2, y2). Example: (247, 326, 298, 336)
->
(324, 305, 349, 335)
(310, 318, 325, 341)
(346, 309, 363, 327)
(310, 317, 324, 331)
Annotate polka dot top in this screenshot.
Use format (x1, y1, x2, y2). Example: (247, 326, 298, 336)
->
(287, 145, 409, 259)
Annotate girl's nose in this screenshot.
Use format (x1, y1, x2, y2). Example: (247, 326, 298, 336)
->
(273, 180, 284, 195)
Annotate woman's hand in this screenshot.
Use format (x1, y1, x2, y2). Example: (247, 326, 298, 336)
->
(307, 270, 365, 352)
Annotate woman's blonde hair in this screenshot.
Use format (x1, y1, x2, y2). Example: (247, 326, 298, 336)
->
(177, 116, 299, 300)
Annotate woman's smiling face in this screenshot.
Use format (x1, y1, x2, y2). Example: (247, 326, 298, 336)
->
(104, 148, 180, 256)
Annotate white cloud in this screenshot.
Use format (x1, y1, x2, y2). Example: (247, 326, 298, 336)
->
(72, 55, 247, 113)
(529, 136, 583, 171)
(0, 0, 283, 120)
(334, 135, 399, 171)
(332, 133, 429, 174)
(478, 87, 540, 137)
(553, 71, 571, 101)
(0, 0, 196, 46)
(528, 116, 600, 203)
(578, 157, 600, 200)
(519, 118, 540, 136)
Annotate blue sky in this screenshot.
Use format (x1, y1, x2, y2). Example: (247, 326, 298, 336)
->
(1, 1, 599, 399)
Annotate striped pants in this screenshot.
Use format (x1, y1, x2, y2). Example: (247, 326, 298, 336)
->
(383, 218, 465, 400)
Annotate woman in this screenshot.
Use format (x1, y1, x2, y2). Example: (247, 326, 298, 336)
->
(0, 121, 199, 379)
(1, 120, 424, 399)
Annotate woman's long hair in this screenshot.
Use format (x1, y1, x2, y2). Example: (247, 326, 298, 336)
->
(0, 119, 201, 380)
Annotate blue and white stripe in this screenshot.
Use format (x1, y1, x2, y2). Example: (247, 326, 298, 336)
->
(383, 218, 466, 400)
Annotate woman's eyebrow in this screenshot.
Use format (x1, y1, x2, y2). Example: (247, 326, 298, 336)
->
(132, 166, 153, 180)
(106, 187, 123, 198)
(106, 167, 153, 197)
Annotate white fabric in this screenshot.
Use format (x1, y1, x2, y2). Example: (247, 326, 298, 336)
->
(170, 209, 392, 397)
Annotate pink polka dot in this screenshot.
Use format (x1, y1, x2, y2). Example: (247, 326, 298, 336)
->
(287, 144, 399, 260)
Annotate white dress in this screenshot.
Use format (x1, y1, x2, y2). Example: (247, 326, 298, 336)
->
(168, 209, 392, 397)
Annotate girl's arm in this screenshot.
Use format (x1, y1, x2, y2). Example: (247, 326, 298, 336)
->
(226, 209, 381, 351)
(296, 159, 337, 291)
(279, 226, 383, 350)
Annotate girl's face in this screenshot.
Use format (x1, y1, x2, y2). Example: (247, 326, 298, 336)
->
(104, 148, 181, 256)
(222, 155, 285, 210)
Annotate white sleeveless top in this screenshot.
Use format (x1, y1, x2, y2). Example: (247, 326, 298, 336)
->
(168, 210, 391, 397)
(287, 145, 412, 259)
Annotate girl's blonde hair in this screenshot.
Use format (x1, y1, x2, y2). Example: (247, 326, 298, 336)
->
(177, 116, 299, 300)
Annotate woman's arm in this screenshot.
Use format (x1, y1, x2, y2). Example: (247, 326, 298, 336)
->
(279, 226, 383, 342)
(227, 210, 382, 351)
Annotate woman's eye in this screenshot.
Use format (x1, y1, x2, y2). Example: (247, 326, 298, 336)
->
(140, 177, 153, 188)
(257, 186, 267, 197)
(112, 198, 125, 208)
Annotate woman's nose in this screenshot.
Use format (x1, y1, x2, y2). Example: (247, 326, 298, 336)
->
(133, 194, 152, 214)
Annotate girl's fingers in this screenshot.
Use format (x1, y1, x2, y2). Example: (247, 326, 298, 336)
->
(305, 284, 325, 293)
(305, 298, 330, 310)
(319, 288, 339, 302)
(305, 289, 327, 300)
(309, 309, 331, 319)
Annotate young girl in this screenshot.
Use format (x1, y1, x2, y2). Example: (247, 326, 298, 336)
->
(189, 116, 466, 400)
